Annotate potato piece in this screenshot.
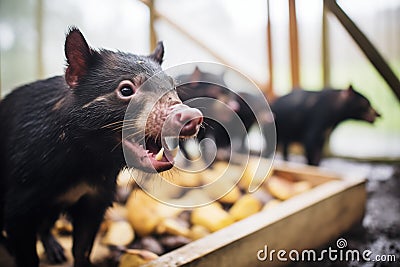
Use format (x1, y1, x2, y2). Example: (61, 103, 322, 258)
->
(218, 185, 241, 204)
(229, 194, 262, 221)
(126, 190, 162, 236)
(189, 225, 210, 240)
(126, 190, 182, 236)
(156, 218, 190, 237)
(102, 221, 134, 246)
(239, 159, 271, 190)
(191, 203, 234, 232)
(265, 176, 292, 200)
(119, 249, 158, 267)
(266, 176, 312, 200)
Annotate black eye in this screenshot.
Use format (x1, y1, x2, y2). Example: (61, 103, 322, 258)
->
(117, 80, 136, 99)
(120, 86, 134, 96)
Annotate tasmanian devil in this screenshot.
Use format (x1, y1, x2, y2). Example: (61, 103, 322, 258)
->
(176, 66, 240, 161)
(271, 85, 381, 166)
(0, 27, 202, 267)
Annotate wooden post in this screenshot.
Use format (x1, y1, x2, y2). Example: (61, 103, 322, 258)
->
(322, 1, 331, 87)
(36, 0, 44, 78)
(324, 0, 400, 100)
(266, 0, 275, 100)
(288, 0, 300, 89)
(0, 53, 2, 98)
(148, 0, 157, 51)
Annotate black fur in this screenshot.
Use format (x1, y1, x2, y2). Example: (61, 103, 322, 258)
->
(0, 27, 170, 267)
(271, 86, 381, 165)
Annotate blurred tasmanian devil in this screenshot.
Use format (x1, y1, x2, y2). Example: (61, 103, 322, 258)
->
(177, 67, 274, 161)
(176, 67, 240, 160)
(0, 27, 202, 267)
(271, 85, 381, 166)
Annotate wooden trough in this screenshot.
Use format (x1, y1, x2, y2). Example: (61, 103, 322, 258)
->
(145, 161, 366, 267)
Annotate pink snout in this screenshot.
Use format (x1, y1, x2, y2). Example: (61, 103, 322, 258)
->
(167, 104, 203, 137)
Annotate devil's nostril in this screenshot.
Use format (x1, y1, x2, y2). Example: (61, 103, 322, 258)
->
(196, 116, 203, 125)
(175, 112, 183, 122)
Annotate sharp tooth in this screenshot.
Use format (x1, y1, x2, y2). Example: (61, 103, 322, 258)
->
(155, 147, 164, 161)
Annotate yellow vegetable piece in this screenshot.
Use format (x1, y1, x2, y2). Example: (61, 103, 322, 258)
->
(191, 203, 234, 232)
(101, 220, 134, 246)
(229, 194, 262, 221)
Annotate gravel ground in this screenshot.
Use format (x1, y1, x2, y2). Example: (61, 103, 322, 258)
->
(291, 158, 400, 267)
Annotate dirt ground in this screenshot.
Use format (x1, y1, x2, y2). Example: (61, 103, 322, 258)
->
(292, 157, 400, 267)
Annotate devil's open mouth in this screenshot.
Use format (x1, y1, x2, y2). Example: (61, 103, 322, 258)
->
(123, 135, 181, 173)
(122, 104, 203, 173)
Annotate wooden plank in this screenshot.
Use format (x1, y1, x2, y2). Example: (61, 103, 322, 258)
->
(148, 0, 158, 51)
(288, 0, 300, 89)
(324, 0, 400, 101)
(266, 0, 276, 100)
(322, 1, 331, 87)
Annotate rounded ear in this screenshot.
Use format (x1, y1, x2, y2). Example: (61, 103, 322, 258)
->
(65, 27, 93, 88)
(148, 41, 164, 65)
(341, 84, 355, 99)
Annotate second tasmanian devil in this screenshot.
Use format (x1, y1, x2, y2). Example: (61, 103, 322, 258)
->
(271, 85, 380, 165)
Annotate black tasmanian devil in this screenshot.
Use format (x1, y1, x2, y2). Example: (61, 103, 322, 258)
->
(0, 27, 202, 267)
(176, 67, 274, 161)
(176, 67, 240, 161)
(271, 85, 381, 166)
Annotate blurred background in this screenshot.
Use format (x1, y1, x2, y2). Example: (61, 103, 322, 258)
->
(1, 0, 399, 161)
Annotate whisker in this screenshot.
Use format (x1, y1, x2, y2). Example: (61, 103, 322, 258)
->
(101, 118, 142, 129)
